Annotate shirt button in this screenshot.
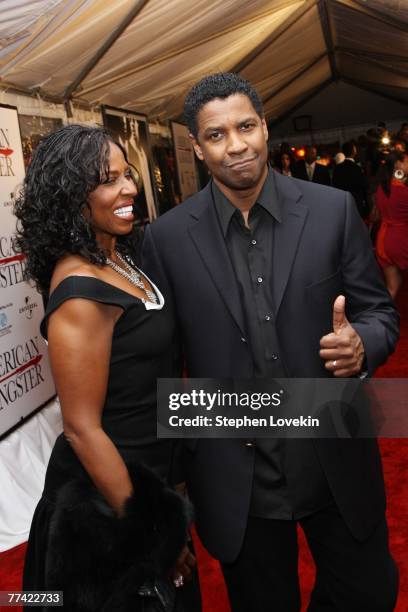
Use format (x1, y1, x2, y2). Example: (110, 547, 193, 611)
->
(241, 337, 247, 343)
(257, 276, 263, 283)
(251, 239, 257, 245)
(271, 353, 279, 360)
(265, 315, 271, 321)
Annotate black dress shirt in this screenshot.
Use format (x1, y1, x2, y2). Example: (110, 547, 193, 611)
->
(212, 169, 332, 519)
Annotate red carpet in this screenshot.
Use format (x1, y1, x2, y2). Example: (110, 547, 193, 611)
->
(1, 281, 407, 611)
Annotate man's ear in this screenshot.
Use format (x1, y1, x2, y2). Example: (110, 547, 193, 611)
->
(261, 117, 268, 142)
(190, 133, 204, 161)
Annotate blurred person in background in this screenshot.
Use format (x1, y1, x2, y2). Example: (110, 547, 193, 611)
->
(366, 128, 382, 179)
(374, 150, 408, 299)
(334, 152, 345, 165)
(274, 151, 296, 177)
(393, 140, 406, 153)
(356, 134, 368, 170)
(293, 145, 331, 186)
(397, 122, 408, 148)
(333, 141, 368, 219)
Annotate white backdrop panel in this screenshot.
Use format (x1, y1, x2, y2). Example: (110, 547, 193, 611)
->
(0, 398, 62, 552)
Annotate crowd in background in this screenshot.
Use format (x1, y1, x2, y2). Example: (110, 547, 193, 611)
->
(270, 121, 408, 299)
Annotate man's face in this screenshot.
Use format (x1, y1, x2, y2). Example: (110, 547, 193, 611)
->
(191, 94, 268, 191)
(305, 147, 317, 164)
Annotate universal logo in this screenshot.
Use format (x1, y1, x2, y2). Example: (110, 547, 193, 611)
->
(0, 312, 12, 337)
(3, 192, 15, 208)
(19, 296, 38, 320)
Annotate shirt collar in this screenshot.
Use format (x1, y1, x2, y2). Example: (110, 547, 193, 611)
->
(212, 167, 282, 237)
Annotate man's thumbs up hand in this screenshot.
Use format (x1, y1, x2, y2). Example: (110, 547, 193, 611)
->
(319, 295, 365, 377)
(332, 295, 347, 333)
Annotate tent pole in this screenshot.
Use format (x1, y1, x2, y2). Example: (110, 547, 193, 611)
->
(231, 0, 317, 74)
(63, 0, 150, 100)
(0, 82, 63, 104)
(318, 0, 338, 80)
(267, 77, 333, 129)
(262, 52, 327, 106)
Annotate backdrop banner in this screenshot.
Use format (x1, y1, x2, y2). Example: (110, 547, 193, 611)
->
(0, 104, 55, 437)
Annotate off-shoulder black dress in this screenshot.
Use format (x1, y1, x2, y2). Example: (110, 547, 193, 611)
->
(23, 275, 188, 611)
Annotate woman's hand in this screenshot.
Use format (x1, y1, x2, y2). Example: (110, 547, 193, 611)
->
(172, 545, 196, 586)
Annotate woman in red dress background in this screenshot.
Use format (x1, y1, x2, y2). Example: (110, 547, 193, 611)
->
(375, 151, 408, 299)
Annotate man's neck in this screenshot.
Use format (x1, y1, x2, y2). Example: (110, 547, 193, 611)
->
(213, 165, 268, 221)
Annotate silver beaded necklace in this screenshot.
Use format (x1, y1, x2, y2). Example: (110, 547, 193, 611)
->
(106, 250, 158, 304)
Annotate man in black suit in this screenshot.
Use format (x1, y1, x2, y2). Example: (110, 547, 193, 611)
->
(294, 145, 331, 185)
(333, 141, 369, 218)
(142, 73, 398, 611)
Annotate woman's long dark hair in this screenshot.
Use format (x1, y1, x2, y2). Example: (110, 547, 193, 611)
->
(274, 151, 296, 175)
(376, 150, 407, 197)
(14, 124, 140, 294)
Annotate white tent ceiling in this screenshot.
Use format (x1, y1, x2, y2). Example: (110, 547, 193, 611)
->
(0, 0, 407, 126)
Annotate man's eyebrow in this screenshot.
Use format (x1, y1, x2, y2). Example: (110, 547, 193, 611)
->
(238, 116, 258, 123)
(203, 125, 224, 135)
(107, 167, 130, 175)
(202, 116, 258, 136)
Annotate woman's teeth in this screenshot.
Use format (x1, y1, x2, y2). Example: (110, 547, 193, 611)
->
(114, 205, 133, 217)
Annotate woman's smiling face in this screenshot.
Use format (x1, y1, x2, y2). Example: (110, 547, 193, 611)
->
(87, 142, 137, 249)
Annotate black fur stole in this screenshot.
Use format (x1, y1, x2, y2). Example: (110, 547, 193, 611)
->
(45, 463, 192, 611)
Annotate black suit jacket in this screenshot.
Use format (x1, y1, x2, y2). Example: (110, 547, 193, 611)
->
(333, 159, 368, 217)
(294, 159, 331, 186)
(142, 171, 398, 562)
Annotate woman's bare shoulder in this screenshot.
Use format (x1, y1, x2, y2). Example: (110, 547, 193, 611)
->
(47, 255, 120, 329)
(50, 255, 103, 293)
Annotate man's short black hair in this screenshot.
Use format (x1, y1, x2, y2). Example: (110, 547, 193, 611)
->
(184, 72, 264, 138)
(342, 141, 356, 157)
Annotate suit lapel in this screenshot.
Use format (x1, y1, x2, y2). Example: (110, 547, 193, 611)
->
(188, 184, 246, 335)
(186, 174, 308, 327)
(272, 173, 308, 315)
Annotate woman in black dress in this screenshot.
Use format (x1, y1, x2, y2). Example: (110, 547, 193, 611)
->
(14, 124, 195, 611)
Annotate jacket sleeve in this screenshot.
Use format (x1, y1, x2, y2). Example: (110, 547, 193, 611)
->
(341, 192, 399, 375)
(142, 224, 171, 295)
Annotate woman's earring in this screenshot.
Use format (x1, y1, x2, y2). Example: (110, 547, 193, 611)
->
(394, 169, 405, 180)
(69, 229, 80, 245)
